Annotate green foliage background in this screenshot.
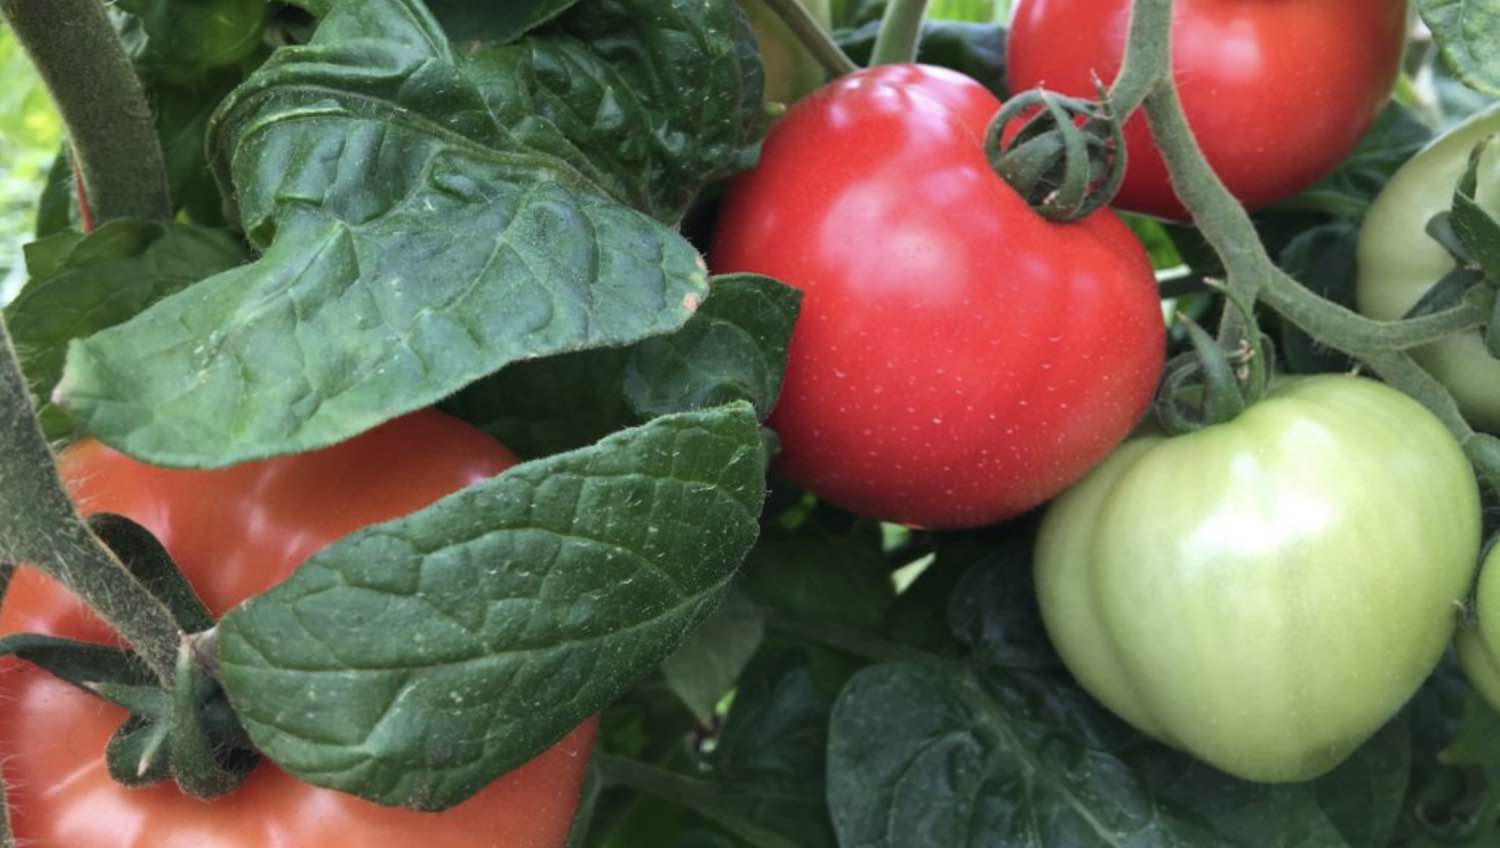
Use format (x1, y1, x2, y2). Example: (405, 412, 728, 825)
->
(0, 23, 61, 304)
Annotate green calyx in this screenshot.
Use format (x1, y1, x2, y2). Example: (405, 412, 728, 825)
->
(986, 87, 1127, 223)
(1156, 284, 1274, 435)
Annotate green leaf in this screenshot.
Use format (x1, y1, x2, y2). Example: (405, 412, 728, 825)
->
(1419, 0, 1500, 96)
(445, 348, 638, 460)
(446, 272, 798, 458)
(827, 662, 1232, 848)
(58, 0, 763, 468)
(114, 0, 268, 83)
(217, 405, 767, 810)
(740, 523, 894, 632)
(660, 589, 766, 724)
(88, 513, 216, 633)
(4, 220, 247, 437)
(422, 0, 582, 42)
(626, 274, 800, 421)
(1451, 137, 1500, 282)
(1314, 717, 1410, 848)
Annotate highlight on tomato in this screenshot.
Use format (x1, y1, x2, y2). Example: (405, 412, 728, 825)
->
(0, 411, 597, 848)
(712, 64, 1165, 529)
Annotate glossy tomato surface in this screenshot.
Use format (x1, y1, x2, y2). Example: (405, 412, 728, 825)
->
(1007, 0, 1407, 220)
(1358, 101, 1500, 431)
(1038, 376, 1480, 782)
(712, 64, 1164, 529)
(0, 410, 597, 848)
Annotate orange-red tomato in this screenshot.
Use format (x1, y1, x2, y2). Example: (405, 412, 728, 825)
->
(0, 410, 597, 848)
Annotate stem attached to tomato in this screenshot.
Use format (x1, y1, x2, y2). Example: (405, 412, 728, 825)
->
(757, 0, 859, 79)
(0, 318, 183, 684)
(1120, 0, 1498, 475)
(0, 0, 171, 225)
(869, 0, 929, 66)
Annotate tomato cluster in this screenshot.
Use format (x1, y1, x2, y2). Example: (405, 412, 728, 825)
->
(1, 412, 595, 848)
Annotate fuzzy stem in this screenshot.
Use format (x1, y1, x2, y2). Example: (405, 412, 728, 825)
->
(869, 0, 929, 66)
(0, 0, 171, 224)
(0, 318, 181, 683)
(757, 0, 858, 78)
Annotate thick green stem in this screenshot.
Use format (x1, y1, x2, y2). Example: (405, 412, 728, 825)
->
(1125, 0, 1484, 449)
(1107, 0, 1171, 116)
(870, 0, 929, 66)
(0, 0, 171, 224)
(758, 0, 858, 78)
(0, 318, 181, 683)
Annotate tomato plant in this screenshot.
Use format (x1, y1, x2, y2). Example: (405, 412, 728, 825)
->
(0, 411, 597, 847)
(712, 64, 1164, 529)
(8, 0, 1500, 846)
(1357, 102, 1500, 432)
(1037, 376, 1480, 782)
(1006, 0, 1408, 220)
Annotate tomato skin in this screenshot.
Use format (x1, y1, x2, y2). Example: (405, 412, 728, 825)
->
(0, 410, 597, 848)
(1006, 0, 1407, 220)
(1357, 102, 1500, 432)
(711, 64, 1164, 529)
(1459, 545, 1500, 712)
(1037, 376, 1480, 782)
(737, 0, 833, 106)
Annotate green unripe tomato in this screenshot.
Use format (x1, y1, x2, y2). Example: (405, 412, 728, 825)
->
(1357, 102, 1500, 431)
(737, 0, 833, 106)
(1457, 544, 1500, 711)
(1037, 375, 1480, 782)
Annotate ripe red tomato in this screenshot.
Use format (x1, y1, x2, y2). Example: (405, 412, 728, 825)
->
(0, 411, 597, 848)
(1006, 0, 1407, 220)
(711, 64, 1164, 529)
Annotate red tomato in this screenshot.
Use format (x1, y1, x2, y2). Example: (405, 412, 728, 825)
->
(0, 411, 597, 848)
(712, 65, 1164, 529)
(1007, 0, 1407, 220)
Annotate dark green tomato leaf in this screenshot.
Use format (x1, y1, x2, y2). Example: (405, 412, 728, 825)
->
(1132, 751, 1349, 847)
(1440, 690, 1500, 766)
(596, 675, 697, 762)
(107, 715, 174, 787)
(1285, 103, 1433, 219)
(443, 347, 638, 460)
(944, 531, 1058, 672)
(113, 0, 268, 83)
(837, 20, 1006, 99)
(5, 220, 247, 438)
(1275, 222, 1359, 374)
(151, 70, 252, 227)
(701, 641, 841, 848)
(626, 274, 800, 421)
(1419, 0, 1500, 97)
(458, 0, 766, 224)
(217, 405, 767, 810)
(660, 588, 766, 724)
(59, 0, 761, 468)
(827, 662, 1237, 848)
(1313, 716, 1410, 848)
(447, 274, 798, 459)
(423, 0, 582, 43)
(35, 151, 75, 238)
(740, 523, 894, 632)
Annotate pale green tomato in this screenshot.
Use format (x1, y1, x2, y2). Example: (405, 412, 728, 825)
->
(1357, 102, 1500, 431)
(1457, 544, 1500, 711)
(1037, 375, 1480, 782)
(738, 0, 834, 106)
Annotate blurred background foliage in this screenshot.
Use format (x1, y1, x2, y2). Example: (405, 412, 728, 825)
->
(0, 22, 61, 304)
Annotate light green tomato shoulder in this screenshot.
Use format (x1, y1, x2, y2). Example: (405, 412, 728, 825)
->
(1038, 375, 1480, 783)
(1357, 101, 1500, 431)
